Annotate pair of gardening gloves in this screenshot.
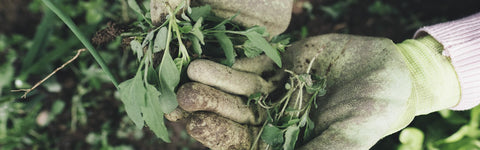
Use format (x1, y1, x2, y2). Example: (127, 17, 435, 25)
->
(152, 0, 461, 149)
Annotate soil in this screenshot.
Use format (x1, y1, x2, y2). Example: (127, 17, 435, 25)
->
(2, 0, 479, 149)
(0, 0, 40, 36)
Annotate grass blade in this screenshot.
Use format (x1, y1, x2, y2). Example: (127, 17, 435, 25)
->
(41, 0, 119, 88)
(22, 10, 54, 72)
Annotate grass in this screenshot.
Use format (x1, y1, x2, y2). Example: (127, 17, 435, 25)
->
(41, 0, 119, 88)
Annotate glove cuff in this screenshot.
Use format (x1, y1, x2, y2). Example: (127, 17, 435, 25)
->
(396, 36, 461, 115)
(414, 12, 480, 110)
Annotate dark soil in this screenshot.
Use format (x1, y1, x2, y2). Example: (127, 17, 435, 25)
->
(0, 0, 40, 36)
(288, 0, 480, 42)
(2, 0, 479, 149)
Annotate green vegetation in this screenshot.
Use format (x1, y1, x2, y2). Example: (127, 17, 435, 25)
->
(251, 55, 327, 150)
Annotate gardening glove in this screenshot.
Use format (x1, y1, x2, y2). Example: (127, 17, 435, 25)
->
(150, 0, 293, 36)
(289, 34, 460, 149)
(168, 33, 461, 150)
(165, 55, 281, 149)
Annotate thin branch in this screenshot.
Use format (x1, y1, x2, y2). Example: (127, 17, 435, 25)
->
(11, 49, 86, 98)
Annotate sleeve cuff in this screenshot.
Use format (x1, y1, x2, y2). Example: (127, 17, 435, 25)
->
(414, 12, 480, 110)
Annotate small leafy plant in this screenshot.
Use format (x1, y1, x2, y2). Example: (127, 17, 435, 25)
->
(251, 54, 327, 150)
(118, 0, 288, 142)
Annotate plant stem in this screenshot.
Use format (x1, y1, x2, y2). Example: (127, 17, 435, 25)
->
(205, 30, 245, 35)
(120, 32, 145, 37)
(250, 121, 268, 150)
(168, 5, 190, 63)
(41, 0, 119, 89)
(12, 49, 86, 98)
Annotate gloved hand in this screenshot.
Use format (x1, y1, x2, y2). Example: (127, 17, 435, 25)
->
(165, 54, 279, 149)
(150, 0, 293, 36)
(167, 33, 462, 149)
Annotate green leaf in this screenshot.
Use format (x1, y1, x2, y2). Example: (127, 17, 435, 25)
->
(173, 0, 186, 14)
(0, 104, 8, 139)
(127, 0, 143, 16)
(212, 13, 238, 30)
(189, 5, 211, 21)
(304, 123, 315, 141)
(261, 124, 284, 147)
(144, 45, 153, 66)
(271, 35, 291, 52)
(154, 27, 168, 53)
(118, 72, 146, 128)
(189, 35, 202, 56)
(181, 12, 191, 22)
(158, 87, 178, 114)
(271, 34, 291, 44)
(245, 26, 267, 36)
(306, 83, 322, 94)
(398, 127, 424, 150)
(130, 40, 143, 61)
(158, 51, 179, 113)
(51, 100, 66, 116)
(306, 75, 327, 96)
(303, 116, 315, 141)
(278, 119, 300, 128)
(179, 24, 193, 33)
(242, 40, 263, 58)
(190, 17, 204, 44)
(243, 31, 282, 67)
(249, 92, 263, 101)
(41, 0, 120, 88)
(142, 30, 155, 48)
(174, 58, 184, 72)
(299, 112, 311, 127)
(283, 125, 300, 150)
(213, 31, 235, 66)
(141, 84, 171, 142)
(298, 74, 312, 85)
(187, 4, 192, 14)
(147, 65, 160, 86)
(435, 137, 480, 150)
(285, 83, 291, 90)
(0, 50, 15, 95)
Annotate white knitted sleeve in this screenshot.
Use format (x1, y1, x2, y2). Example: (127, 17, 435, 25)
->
(414, 12, 480, 110)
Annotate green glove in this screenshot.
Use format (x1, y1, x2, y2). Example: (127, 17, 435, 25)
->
(168, 34, 461, 149)
(293, 34, 460, 149)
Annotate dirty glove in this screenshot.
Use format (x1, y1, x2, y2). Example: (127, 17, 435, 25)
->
(166, 55, 279, 149)
(150, 0, 293, 36)
(168, 33, 461, 150)
(288, 34, 460, 149)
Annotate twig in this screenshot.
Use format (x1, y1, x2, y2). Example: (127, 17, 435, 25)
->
(11, 49, 86, 98)
(250, 121, 268, 150)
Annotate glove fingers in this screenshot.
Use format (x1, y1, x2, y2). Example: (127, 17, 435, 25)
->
(186, 112, 259, 149)
(187, 59, 275, 96)
(198, 0, 292, 36)
(164, 107, 190, 122)
(177, 82, 265, 125)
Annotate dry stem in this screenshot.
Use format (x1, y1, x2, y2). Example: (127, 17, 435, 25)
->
(11, 49, 86, 98)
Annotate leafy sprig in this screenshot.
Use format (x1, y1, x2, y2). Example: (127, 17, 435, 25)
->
(119, 0, 289, 142)
(251, 53, 327, 150)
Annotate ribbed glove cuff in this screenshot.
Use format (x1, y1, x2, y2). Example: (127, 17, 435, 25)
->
(414, 12, 480, 110)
